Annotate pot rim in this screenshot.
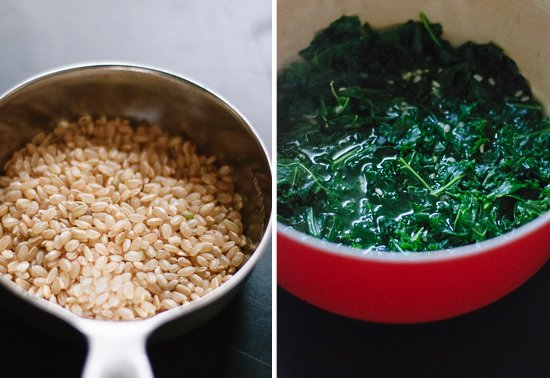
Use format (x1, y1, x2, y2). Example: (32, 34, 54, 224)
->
(278, 209, 550, 263)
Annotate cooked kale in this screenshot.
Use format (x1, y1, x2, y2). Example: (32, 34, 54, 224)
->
(277, 14, 550, 252)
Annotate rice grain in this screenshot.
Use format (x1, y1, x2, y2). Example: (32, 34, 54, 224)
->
(0, 116, 250, 320)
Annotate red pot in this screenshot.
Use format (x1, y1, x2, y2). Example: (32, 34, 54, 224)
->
(278, 0, 550, 324)
(278, 213, 550, 323)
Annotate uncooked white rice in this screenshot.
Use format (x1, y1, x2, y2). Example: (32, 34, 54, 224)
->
(0, 116, 250, 320)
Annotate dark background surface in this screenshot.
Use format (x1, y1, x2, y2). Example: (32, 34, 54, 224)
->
(0, 1, 272, 377)
(278, 261, 550, 378)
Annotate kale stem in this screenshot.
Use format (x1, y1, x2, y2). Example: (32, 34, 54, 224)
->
(411, 227, 424, 242)
(420, 13, 441, 48)
(453, 208, 463, 230)
(505, 102, 542, 110)
(289, 164, 298, 186)
(320, 98, 328, 123)
(392, 240, 404, 252)
(305, 207, 320, 236)
(330, 80, 340, 102)
(333, 145, 362, 166)
(431, 174, 464, 196)
(329, 81, 350, 114)
(278, 161, 339, 197)
(326, 214, 336, 239)
(399, 157, 432, 191)
(400, 157, 463, 196)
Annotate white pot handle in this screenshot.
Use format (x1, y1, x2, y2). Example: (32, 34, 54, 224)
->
(80, 322, 154, 378)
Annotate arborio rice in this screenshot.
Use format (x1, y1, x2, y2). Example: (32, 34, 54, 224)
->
(0, 116, 250, 320)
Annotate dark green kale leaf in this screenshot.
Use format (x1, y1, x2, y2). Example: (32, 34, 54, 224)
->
(277, 14, 550, 252)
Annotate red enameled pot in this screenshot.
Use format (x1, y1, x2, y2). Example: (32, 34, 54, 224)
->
(277, 0, 550, 323)
(278, 213, 550, 323)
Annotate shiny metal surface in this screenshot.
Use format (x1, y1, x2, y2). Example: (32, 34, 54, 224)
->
(0, 64, 272, 377)
(0, 64, 271, 229)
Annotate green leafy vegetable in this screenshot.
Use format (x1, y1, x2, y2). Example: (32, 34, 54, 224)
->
(277, 14, 550, 252)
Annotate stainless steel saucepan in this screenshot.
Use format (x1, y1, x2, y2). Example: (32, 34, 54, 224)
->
(0, 64, 272, 377)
